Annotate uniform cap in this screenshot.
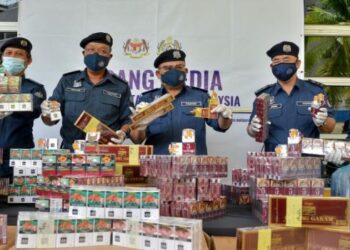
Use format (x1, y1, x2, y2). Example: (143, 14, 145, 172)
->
(0, 37, 32, 54)
(154, 49, 186, 68)
(80, 32, 113, 48)
(266, 41, 299, 58)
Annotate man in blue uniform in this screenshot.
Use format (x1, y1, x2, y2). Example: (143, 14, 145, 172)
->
(0, 37, 46, 177)
(41, 32, 133, 149)
(130, 49, 233, 155)
(247, 41, 336, 151)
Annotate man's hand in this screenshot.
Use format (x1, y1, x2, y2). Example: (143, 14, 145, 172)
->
(110, 130, 126, 144)
(310, 107, 328, 127)
(129, 102, 150, 131)
(0, 111, 12, 119)
(324, 150, 344, 165)
(41, 100, 61, 117)
(247, 115, 262, 136)
(211, 104, 233, 119)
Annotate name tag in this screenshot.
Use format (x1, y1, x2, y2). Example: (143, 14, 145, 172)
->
(103, 89, 121, 98)
(66, 87, 85, 92)
(270, 103, 282, 109)
(181, 101, 202, 107)
(296, 101, 312, 106)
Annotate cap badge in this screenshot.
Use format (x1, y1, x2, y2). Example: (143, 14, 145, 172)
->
(173, 50, 181, 59)
(20, 40, 27, 47)
(106, 35, 111, 43)
(283, 44, 291, 53)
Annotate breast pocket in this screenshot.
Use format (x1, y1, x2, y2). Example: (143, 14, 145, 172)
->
(268, 105, 283, 125)
(181, 106, 203, 129)
(296, 104, 313, 130)
(99, 91, 121, 121)
(64, 88, 86, 118)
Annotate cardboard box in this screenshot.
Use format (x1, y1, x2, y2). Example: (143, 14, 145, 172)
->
(307, 228, 350, 249)
(236, 226, 306, 250)
(269, 196, 350, 229)
(84, 144, 153, 167)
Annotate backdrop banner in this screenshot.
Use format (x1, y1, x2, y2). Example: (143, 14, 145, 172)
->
(18, 0, 304, 183)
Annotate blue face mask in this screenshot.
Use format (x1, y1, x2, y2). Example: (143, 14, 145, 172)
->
(84, 53, 109, 71)
(161, 69, 186, 87)
(271, 63, 297, 81)
(2, 57, 26, 76)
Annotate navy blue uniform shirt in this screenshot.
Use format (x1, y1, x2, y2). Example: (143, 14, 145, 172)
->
(0, 77, 46, 176)
(138, 86, 227, 155)
(249, 79, 334, 152)
(50, 70, 133, 149)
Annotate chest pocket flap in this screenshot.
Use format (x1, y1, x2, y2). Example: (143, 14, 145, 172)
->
(101, 89, 121, 107)
(65, 87, 86, 101)
(296, 101, 312, 115)
(269, 104, 282, 118)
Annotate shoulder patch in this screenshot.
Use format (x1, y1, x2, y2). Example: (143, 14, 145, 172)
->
(255, 83, 274, 96)
(306, 79, 324, 88)
(33, 91, 45, 99)
(62, 70, 81, 77)
(190, 86, 208, 93)
(110, 73, 128, 85)
(141, 88, 160, 96)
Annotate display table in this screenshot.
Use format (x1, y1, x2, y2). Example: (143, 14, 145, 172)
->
(1, 226, 210, 250)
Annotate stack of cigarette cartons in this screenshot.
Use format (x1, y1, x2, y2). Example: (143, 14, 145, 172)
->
(84, 144, 153, 183)
(246, 151, 324, 224)
(237, 196, 350, 250)
(302, 137, 350, 160)
(68, 186, 160, 221)
(16, 207, 203, 249)
(0, 76, 33, 112)
(140, 154, 228, 219)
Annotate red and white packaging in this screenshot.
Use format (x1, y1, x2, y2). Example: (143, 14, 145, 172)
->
(255, 93, 270, 143)
(297, 179, 311, 196)
(310, 178, 324, 196)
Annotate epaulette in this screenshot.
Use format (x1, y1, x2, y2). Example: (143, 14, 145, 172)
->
(110, 73, 128, 85)
(25, 78, 44, 87)
(62, 70, 81, 76)
(306, 79, 324, 88)
(141, 88, 160, 96)
(254, 83, 274, 96)
(190, 86, 208, 93)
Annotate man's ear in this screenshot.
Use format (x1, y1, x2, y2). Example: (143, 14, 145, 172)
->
(296, 59, 301, 69)
(25, 57, 32, 67)
(155, 69, 161, 79)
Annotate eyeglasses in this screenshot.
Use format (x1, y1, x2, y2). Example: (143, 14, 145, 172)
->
(84, 47, 110, 57)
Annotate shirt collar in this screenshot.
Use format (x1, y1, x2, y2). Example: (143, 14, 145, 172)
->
(160, 84, 187, 96)
(272, 78, 302, 96)
(81, 68, 114, 85)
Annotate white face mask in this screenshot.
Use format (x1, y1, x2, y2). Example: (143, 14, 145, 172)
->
(2, 56, 26, 75)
